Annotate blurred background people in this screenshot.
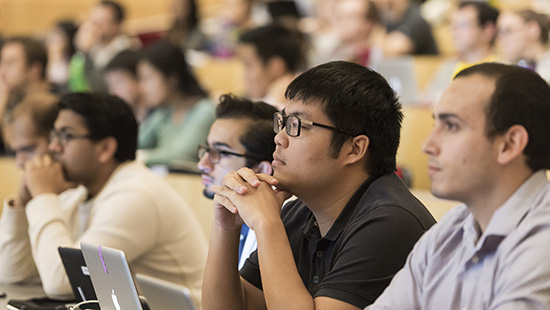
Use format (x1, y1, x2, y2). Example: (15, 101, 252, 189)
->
(237, 23, 307, 109)
(103, 49, 148, 123)
(497, 9, 550, 83)
(46, 20, 78, 95)
(137, 40, 215, 167)
(69, 0, 135, 92)
(0, 37, 50, 131)
(373, 0, 439, 56)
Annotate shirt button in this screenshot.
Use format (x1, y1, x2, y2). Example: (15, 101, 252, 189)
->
(316, 251, 323, 258)
(472, 255, 479, 264)
(313, 276, 319, 283)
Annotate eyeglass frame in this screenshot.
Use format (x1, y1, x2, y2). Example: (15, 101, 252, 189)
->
(198, 144, 265, 164)
(49, 129, 92, 147)
(273, 111, 356, 137)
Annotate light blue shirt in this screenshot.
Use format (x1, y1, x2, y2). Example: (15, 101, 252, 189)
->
(368, 171, 550, 309)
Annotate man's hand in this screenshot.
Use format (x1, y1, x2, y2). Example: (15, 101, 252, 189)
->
(212, 168, 291, 231)
(23, 154, 75, 198)
(74, 20, 101, 53)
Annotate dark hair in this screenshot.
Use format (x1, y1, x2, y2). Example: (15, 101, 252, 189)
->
(459, 1, 499, 27)
(139, 40, 207, 98)
(364, 0, 381, 24)
(285, 61, 402, 177)
(516, 9, 550, 44)
(3, 92, 60, 138)
(455, 62, 550, 171)
(104, 49, 139, 76)
(55, 20, 78, 58)
(216, 94, 277, 167)
(239, 23, 306, 73)
(58, 92, 138, 162)
(100, 0, 125, 23)
(459, 1, 499, 45)
(4, 36, 48, 79)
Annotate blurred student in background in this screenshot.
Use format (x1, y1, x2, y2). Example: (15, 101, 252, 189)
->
(137, 40, 215, 167)
(497, 9, 550, 83)
(104, 49, 148, 123)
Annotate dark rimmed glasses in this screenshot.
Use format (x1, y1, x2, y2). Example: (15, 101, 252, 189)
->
(273, 111, 356, 137)
(49, 129, 92, 147)
(198, 145, 263, 164)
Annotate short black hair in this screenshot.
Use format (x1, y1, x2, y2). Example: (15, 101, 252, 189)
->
(216, 94, 277, 168)
(139, 40, 207, 98)
(455, 62, 550, 171)
(58, 92, 138, 162)
(3, 36, 48, 79)
(104, 49, 139, 76)
(459, 1, 499, 45)
(459, 1, 499, 27)
(285, 61, 402, 177)
(100, 0, 125, 23)
(239, 23, 306, 73)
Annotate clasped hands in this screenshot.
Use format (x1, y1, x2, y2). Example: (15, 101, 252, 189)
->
(15, 154, 76, 207)
(211, 168, 291, 231)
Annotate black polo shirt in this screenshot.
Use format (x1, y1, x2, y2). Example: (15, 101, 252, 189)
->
(240, 172, 436, 307)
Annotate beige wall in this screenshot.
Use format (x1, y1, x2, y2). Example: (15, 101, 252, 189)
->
(0, 0, 222, 37)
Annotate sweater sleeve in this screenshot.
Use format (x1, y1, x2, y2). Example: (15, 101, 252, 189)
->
(0, 198, 39, 284)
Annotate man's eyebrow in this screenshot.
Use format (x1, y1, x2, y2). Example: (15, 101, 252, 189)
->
(212, 142, 233, 149)
(433, 112, 461, 122)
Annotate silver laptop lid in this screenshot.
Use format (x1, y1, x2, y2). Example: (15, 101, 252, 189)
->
(81, 242, 143, 310)
(372, 57, 419, 105)
(135, 273, 196, 310)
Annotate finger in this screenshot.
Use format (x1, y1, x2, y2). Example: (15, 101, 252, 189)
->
(213, 193, 238, 214)
(42, 154, 52, 165)
(256, 173, 279, 186)
(237, 167, 260, 187)
(222, 171, 248, 194)
(275, 190, 293, 206)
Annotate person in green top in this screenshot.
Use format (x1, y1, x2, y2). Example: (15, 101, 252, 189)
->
(136, 40, 215, 167)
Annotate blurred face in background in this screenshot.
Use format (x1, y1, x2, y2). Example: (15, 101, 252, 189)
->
(3, 116, 50, 169)
(237, 43, 273, 99)
(334, 0, 374, 44)
(497, 12, 529, 62)
(0, 42, 31, 93)
(451, 6, 485, 54)
(137, 60, 172, 109)
(105, 69, 140, 107)
(89, 4, 120, 43)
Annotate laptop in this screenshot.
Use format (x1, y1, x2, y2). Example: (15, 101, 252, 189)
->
(372, 57, 420, 105)
(58, 247, 99, 310)
(135, 273, 196, 310)
(81, 242, 144, 310)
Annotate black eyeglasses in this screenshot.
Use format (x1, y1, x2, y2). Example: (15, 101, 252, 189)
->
(50, 129, 92, 147)
(198, 145, 263, 164)
(273, 111, 356, 137)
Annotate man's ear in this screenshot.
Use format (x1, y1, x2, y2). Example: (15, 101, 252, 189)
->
(253, 160, 273, 175)
(97, 136, 118, 163)
(342, 134, 369, 166)
(496, 125, 528, 166)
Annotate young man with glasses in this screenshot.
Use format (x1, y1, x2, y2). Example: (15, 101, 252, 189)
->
(197, 94, 277, 269)
(202, 61, 436, 310)
(0, 92, 207, 308)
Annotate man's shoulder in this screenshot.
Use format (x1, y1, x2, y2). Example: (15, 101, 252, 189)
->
(359, 173, 436, 228)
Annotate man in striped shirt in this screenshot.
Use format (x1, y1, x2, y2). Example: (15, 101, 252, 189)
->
(368, 63, 550, 309)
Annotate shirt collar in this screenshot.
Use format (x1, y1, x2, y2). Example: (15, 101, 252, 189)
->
(463, 171, 548, 247)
